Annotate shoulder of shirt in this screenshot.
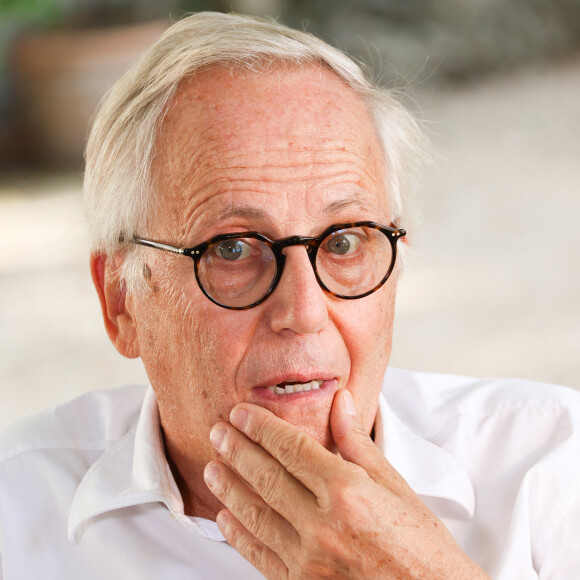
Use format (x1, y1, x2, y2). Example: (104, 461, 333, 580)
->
(0, 384, 148, 464)
(383, 367, 580, 438)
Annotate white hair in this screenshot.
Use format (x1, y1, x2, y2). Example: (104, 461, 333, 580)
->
(84, 11, 427, 291)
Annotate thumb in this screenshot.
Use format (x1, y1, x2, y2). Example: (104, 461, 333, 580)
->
(331, 390, 420, 496)
(330, 389, 384, 471)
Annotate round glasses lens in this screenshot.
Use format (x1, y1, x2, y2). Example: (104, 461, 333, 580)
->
(197, 237, 276, 307)
(315, 226, 393, 297)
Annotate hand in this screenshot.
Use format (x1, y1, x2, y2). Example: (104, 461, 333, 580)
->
(204, 390, 490, 579)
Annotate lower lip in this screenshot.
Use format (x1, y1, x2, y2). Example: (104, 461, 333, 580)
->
(252, 379, 338, 402)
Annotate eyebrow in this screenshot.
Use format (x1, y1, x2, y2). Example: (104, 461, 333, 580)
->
(211, 205, 269, 222)
(322, 193, 376, 216)
(197, 192, 376, 232)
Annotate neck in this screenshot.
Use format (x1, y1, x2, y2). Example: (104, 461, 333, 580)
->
(163, 431, 223, 520)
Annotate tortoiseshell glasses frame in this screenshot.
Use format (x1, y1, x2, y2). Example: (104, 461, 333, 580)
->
(132, 221, 406, 310)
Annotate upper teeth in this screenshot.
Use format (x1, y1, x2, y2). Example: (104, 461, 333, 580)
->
(267, 380, 323, 395)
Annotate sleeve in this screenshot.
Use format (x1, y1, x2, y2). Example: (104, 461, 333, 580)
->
(537, 474, 580, 578)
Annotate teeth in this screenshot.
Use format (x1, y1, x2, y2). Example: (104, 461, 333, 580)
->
(266, 380, 323, 395)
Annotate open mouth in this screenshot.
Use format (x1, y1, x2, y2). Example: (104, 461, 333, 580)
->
(265, 379, 324, 395)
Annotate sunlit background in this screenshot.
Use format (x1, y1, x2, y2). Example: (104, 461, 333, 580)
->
(1, 0, 579, 426)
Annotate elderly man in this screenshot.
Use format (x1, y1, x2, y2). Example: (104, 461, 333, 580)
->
(1, 12, 579, 579)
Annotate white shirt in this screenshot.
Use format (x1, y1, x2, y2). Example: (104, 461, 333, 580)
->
(1, 368, 579, 579)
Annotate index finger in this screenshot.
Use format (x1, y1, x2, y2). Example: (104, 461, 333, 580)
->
(229, 403, 341, 498)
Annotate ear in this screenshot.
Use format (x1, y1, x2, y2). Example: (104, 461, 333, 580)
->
(90, 252, 140, 359)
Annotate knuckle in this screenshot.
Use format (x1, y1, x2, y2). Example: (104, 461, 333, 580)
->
(331, 483, 363, 514)
(240, 501, 268, 538)
(213, 466, 233, 501)
(301, 527, 355, 578)
(276, 430, 308, 470)
(341, 457, 368, 480)
(252, 414, 278, 446)
(318, 478, 368, 520)
(254, 463, 283, 504)
(301, 551, 343, 580)
(251, 414, 315, 476)
(253, 415, 309, 468)
(238, 536, 269, 571)
(224, 433, 243, 466)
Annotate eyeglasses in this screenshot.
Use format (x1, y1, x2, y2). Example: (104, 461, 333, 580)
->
(132, 221, 405, 310)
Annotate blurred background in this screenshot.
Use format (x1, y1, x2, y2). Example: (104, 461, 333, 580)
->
(1, 0, 579, 426)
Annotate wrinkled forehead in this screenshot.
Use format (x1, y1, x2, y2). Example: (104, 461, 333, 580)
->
(150, 64, 388, 234)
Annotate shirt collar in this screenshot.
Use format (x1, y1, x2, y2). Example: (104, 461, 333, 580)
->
(68, 387, 210, 542)
(69, 383, 474, 542)
(377, 392, 475, 520)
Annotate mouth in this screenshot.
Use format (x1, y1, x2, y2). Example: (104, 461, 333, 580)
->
(266, 379, 324, 395)
(252, 377, 338, 401)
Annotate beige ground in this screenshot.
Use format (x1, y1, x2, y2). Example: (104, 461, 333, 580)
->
(1, 56, 579, 427)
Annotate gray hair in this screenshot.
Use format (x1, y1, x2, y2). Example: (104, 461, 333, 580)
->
(84, 11, 427, 291)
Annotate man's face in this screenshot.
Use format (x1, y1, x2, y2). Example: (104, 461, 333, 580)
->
(127, 65, 400, 467)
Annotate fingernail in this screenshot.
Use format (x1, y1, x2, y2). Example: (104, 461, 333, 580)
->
(230, 407, 249, 430)
(344, 390, 356, 416)
(204, 463, 220, 487)
(216, 509, 229, 529)
(210, 427, 227, 450)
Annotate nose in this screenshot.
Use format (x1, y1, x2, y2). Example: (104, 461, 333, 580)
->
(266, 245, 329, 335)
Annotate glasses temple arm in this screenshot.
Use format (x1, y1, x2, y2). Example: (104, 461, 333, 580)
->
(132, 237, 185, 255)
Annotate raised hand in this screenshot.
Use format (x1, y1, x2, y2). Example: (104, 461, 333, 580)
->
(204, 389, 490, 579)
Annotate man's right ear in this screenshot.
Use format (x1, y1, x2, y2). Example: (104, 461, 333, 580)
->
(90, 253, 140, 359)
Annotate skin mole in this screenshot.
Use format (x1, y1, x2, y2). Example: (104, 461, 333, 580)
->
(143, 263, 159, 292)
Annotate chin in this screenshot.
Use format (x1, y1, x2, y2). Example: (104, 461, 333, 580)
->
(299, 421, 336, 453)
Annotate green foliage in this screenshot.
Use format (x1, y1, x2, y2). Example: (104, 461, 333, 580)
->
(0, 0, 65, 25)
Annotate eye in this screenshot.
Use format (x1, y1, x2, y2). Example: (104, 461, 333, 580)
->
(325, 232, 362, 255)
(214, 239, 254, 261)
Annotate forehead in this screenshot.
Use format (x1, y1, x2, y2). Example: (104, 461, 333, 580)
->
(151, 64, 388, 237)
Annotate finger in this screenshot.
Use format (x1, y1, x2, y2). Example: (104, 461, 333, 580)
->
(330, 389, 409, 492)
(210, 422, 316, 523)
(204, 459, 300, 559)
(216, 509, 289, 580)
(228, 403, 339, 498)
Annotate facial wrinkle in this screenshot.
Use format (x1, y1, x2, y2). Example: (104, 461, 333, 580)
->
(322, 192, 378, 217)
(177, 166, 377, 240)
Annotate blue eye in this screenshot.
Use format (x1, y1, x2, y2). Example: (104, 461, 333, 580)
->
(214, 239, 253, 261)
(325, 233, 362, 255)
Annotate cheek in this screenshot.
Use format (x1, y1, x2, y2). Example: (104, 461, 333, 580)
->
(341, 287, 396, 429)
(344, 289, 394, 368)
(134, 290, 248, 444)
(137, 273, 257, 399)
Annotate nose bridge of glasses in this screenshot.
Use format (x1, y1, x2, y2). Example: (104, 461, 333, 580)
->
(273, 235, 318, 256)
(270, 236, 326, 305)
(270, 236, 319, 289)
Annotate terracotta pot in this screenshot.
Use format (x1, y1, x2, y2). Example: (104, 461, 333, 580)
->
(11, 20, 168, 167)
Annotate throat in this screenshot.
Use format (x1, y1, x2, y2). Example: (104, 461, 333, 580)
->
(162, 428, 223, 521)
